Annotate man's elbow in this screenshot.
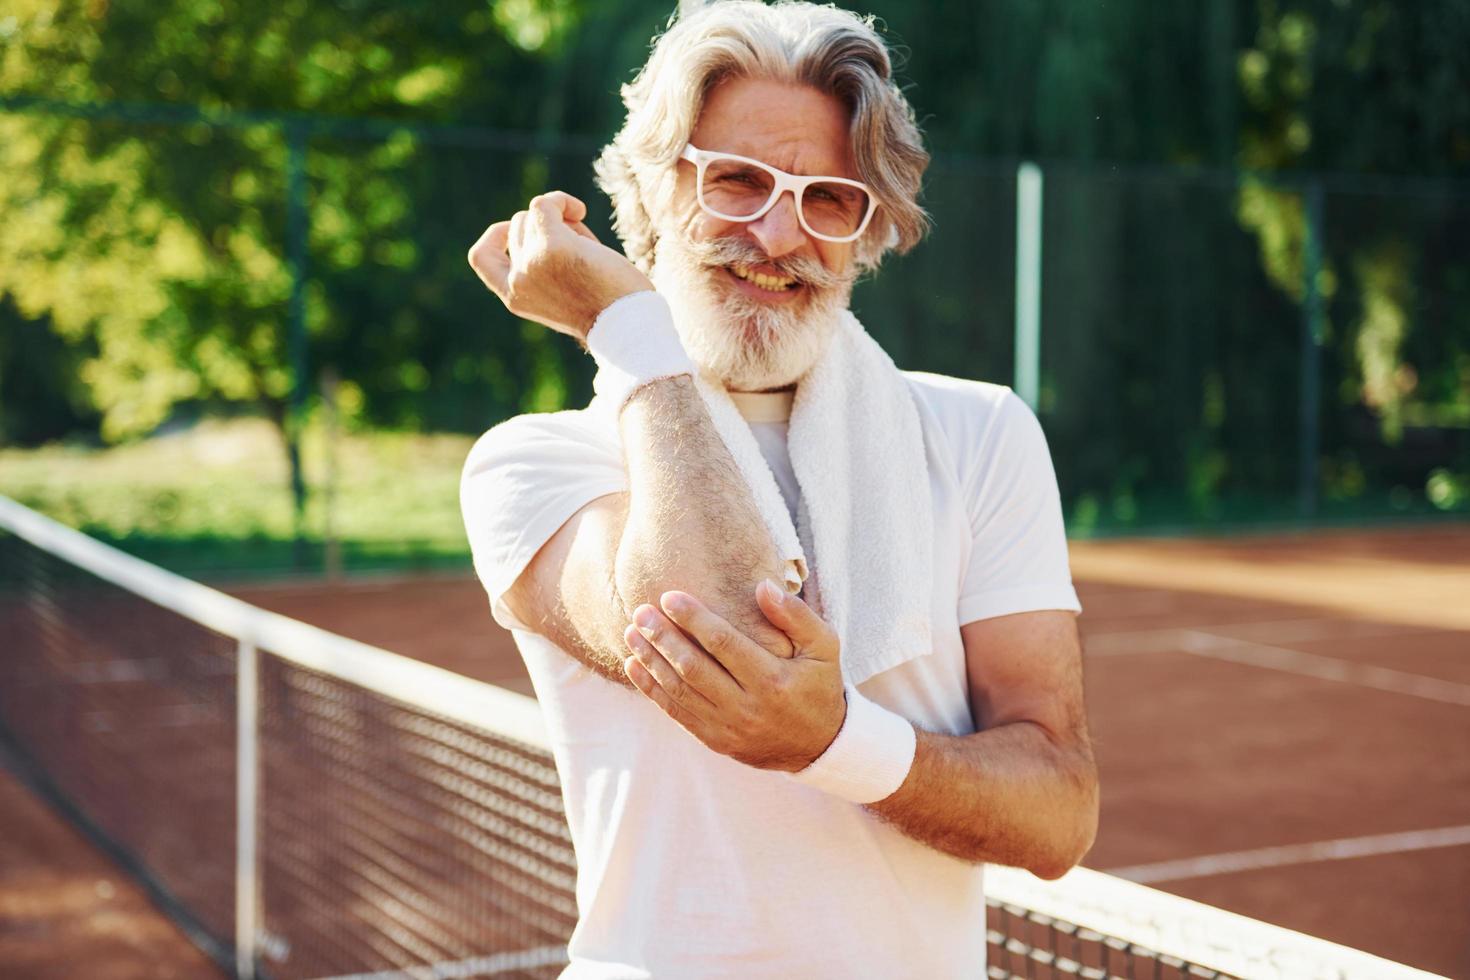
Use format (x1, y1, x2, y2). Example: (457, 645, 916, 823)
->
(1029, 825, 1096, 881)
(614, 548, 726, 617)
(1029, 757, 1100, 880)
(614, 540, 795, 656)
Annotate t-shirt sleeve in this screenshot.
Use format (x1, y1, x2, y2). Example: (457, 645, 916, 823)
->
(459, 408, 628, 632)
(955, 389, 1081, 625)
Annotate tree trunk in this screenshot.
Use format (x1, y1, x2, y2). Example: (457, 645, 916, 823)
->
(265, 397, 308, 569)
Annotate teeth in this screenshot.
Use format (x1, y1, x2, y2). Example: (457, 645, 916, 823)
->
(731, 264, 796, 292)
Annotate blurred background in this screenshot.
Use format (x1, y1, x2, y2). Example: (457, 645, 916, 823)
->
(2, 0, 1466, 577)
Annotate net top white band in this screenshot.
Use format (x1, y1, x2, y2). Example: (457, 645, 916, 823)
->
(0, 495, 547, 747)
(985, 864, 1445, 980)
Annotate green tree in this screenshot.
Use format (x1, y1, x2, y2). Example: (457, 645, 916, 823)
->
(3, 0, 1466, 532)
(0, 0, 595, 547)
(1234, 0, 1470, 506)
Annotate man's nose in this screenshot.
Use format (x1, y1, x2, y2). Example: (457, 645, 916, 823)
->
(744, 190, 807, 260)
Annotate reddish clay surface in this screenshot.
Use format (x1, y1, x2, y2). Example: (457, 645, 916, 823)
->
(4, 525, 1466, 977)
(0, 751, 224, 979)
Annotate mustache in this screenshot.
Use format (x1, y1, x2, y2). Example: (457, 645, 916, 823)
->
(682, 236, 851, 291)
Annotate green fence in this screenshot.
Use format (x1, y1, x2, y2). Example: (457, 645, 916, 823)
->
(2, 99, 1467, 544)
(843, 156, 1468, 532)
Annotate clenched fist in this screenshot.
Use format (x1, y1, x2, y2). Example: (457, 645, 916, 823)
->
(467, 191, 654, 340)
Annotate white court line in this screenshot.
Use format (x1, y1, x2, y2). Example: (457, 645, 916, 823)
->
(1105, 825, 1470, 885)
(1179, 631, 1470, 707)
(1201, 617, 1444, 646)
(1084, 621, 1470, 707)
(313, 943, 569, 980)
(1084, 616, 1437, 656)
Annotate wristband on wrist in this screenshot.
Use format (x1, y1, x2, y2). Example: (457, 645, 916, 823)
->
(787, 686, 917, 805)
(587, 290, 696, 408)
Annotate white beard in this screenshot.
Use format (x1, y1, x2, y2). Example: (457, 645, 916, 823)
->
(650, 234, 851, 392)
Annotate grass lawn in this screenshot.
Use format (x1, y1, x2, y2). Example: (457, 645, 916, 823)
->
(4, 415, 1462, 579)
(0, 417, 479, 578)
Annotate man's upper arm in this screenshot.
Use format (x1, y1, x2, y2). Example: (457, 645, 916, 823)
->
(961, 611, 1085, 740)
(948, 386, 1086, 738)
(460, 410, 627, 635)
(954, 389, 1081, 625)
(499, 491, 637, 682)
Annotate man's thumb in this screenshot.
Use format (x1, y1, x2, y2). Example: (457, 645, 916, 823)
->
(757, 579, 835, 659)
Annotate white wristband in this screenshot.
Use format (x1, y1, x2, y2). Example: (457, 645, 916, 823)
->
(587, 290, 696, 408)
(788, 686, 917, 805)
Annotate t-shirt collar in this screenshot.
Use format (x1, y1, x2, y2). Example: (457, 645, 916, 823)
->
(728, 388, 795, 423)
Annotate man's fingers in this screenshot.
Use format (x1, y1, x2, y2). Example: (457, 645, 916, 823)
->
(515, 197, 595, 253)
(631, 606, 740, 704)
(658, 592, 778, 689)
(529, 193, 595, 247)
(467, 221, 511, 294)
(755, 580, 838, 661)
(509, 210, 529, 253)
(622, 644, 697, 729)
(623, 654, 657, 695)
(531, 191, 589, 228)
(567, 220, 600, 243)
(623, 622, 719, 714)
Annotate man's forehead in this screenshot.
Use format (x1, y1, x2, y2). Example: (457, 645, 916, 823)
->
(692, 76, 857, 178)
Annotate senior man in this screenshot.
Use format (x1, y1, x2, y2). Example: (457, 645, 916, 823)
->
(461, 2, 1098, 976)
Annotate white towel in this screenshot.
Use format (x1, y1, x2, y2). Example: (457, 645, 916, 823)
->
(617, 310, 935, 685)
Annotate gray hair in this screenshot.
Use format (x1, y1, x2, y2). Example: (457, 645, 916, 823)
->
(594, 1, 931, 273)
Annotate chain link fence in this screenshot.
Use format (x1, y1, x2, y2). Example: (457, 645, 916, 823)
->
(3, 100, 1467, 544)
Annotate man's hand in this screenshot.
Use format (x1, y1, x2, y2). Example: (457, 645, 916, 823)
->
(467, 191, 653, 339)
(621, 579, 846, 772)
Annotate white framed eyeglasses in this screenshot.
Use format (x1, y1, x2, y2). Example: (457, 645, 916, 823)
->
(678, 143, 880, 244)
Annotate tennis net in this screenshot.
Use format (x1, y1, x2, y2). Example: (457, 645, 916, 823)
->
(0, 495, 1442, 980)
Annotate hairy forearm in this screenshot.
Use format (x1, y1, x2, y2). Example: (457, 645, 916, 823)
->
(867, 723, 1098, 877)
(613, 375, 794, 657)
(516, 374, 790, 685)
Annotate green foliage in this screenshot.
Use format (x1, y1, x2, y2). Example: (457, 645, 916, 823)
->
(0, 0, 1466, 535)
(1238, 0, 1470, 176)
(0, 417, 474, 571)
(0, 0, 583, 444)
(1234, 0, 1470, 471)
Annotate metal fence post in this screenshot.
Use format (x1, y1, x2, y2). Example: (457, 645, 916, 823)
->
(1298, 180, 1326, 518)
(1014, 161, 1044, 411)
(235, 638, 260, 979)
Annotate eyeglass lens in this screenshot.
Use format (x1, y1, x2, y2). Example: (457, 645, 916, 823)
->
(701, 158, 870, 237)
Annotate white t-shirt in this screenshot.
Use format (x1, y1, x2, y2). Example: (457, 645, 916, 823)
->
(461, 373, 1080, 979)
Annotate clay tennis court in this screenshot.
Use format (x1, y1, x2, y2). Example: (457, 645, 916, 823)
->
(3, 525, 1467, 977)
